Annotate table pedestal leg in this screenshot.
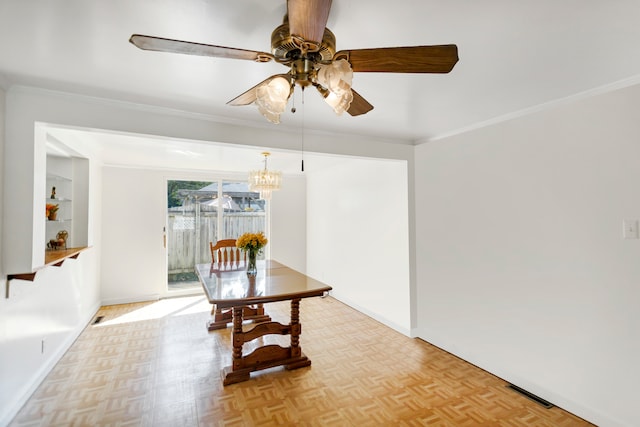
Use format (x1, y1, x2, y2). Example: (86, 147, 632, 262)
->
(221, 298, 311, 385)
(285, 298, 310, 370)
(222, 306, 251, 385)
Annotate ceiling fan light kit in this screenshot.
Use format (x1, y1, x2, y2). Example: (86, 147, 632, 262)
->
(129, 0, 458, 124)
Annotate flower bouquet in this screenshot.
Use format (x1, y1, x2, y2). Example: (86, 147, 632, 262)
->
(236, 232, 268, 276)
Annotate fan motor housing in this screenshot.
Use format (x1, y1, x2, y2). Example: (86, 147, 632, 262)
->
(271, 23, 336, 62)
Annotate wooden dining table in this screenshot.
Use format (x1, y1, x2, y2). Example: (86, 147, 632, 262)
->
(195, 260, 332, 385)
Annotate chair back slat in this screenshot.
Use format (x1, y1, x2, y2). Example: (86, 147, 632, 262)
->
(210, 239, 246, 271)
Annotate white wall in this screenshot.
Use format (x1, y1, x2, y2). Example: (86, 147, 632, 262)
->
(270, 174, 307, 273)
(100, 167, 167, 304)
(0, 91, 103, 425)
(306, 156, 411, 334)
(0, 85, 4, 279)
(415, 83, 640, 427)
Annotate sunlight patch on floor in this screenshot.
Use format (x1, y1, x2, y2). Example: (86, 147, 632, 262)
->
(95, 296, 210, 326)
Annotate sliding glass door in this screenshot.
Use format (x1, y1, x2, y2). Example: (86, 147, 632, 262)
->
(166, 178, 267, 292)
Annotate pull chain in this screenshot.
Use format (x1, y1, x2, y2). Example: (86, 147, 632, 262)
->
(301, 87, 305, 172)
(290, 87, 305, 172)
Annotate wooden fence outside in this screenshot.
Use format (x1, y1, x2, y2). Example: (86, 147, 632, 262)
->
(167, 211, 266, 274)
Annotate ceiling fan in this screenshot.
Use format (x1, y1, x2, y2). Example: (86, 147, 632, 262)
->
(129, 0, 458, 124)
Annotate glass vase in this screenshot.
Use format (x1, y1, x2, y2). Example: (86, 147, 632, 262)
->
(246, 249, 257, 277)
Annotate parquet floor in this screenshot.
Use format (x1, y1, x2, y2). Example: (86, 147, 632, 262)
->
(10, 295, 594, 426)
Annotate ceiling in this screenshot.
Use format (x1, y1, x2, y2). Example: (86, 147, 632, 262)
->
(2, 1, 640, 155)
(45, 125, 353, 174)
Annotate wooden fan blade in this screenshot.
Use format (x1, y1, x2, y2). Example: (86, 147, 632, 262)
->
(287, 0, 332, 45)
(347, 89, 374, 116)
(335, 45, 458, 73)
(129, 34, 274, 62)
(227, 74, 290, 106)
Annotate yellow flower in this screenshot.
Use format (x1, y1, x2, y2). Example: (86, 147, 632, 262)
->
(236, 232, 268, 251)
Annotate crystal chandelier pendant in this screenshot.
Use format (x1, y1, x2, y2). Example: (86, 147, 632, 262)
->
(248, 152, 282, 200)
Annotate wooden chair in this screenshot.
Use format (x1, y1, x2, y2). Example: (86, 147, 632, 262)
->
(209, 239, 245, 271)
(206, 239, 270, 330)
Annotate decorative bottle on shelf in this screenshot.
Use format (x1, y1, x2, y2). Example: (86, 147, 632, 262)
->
(50, 186, 56, 199)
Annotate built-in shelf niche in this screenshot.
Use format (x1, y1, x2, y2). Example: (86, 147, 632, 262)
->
(2, 140, 91, 298)
(46, 173, 73, 248)
(45, 154, 89, 254)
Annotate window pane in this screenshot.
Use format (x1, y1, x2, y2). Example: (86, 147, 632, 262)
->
(221, 180, 267, 259)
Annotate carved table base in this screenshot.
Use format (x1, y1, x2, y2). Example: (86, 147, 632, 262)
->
(207, 303, 271, 331)
(222, 298, 310, 385)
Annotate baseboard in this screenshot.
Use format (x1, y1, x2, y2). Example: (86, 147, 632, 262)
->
(329, 293, 411, 337)
(414, 329, 623, 427)
(100, 294, 160, 306)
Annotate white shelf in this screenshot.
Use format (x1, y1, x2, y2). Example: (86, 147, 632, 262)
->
(46, 173, 71, 182)
(45, 164, 74, 251)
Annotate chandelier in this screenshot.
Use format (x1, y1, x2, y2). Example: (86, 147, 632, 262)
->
(248, 152, 282, 200)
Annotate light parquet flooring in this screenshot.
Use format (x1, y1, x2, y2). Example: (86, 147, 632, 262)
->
(10, 295, 594, 427)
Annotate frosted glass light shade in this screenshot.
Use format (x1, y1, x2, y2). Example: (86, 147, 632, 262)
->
(324, 89, 354, 115)
(316, 59, 354, 115)
(255, 76, 291, 124)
